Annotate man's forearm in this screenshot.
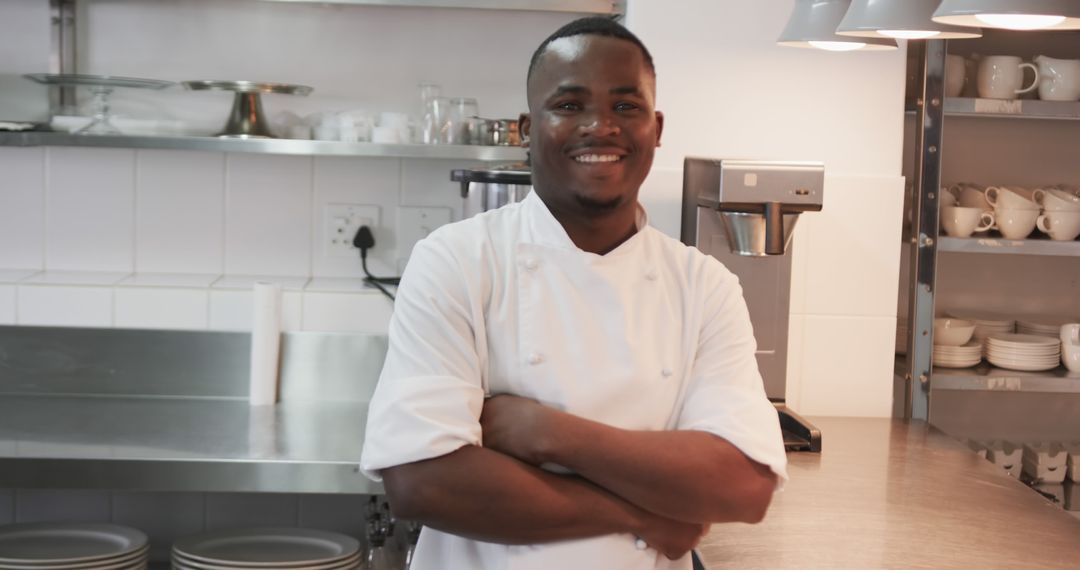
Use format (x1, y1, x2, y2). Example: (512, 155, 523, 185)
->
(381, 444, 650, 544)
(538, 416, 777, 524)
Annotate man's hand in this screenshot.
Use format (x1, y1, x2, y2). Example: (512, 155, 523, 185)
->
(638, 516, 710, 560)
(479, 394, 556, 466)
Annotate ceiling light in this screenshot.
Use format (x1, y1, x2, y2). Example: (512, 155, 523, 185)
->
(838, 0, 982, 39)
(933, 0, 1080, 31)
(779, 0, 898, 51)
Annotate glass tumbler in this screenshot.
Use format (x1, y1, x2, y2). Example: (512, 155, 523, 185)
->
(417, 82, 442, 144)
(446, 97, 479, 144)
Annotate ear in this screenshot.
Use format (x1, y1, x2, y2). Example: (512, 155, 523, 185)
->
(654, 110, 664, 148)
(518, 112, 531, 148)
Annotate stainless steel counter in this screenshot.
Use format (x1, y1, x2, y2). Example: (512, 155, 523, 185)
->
(0, 395, 377, 494)
(699, 417, 1080, 569)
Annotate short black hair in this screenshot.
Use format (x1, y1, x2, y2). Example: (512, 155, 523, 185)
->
(526, 17, 655, 86)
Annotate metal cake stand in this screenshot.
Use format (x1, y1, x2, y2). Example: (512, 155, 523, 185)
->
(182, 80, 313, 139)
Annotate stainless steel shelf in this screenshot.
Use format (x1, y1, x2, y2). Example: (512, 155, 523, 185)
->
(0, 131, 528, 161)
(938, 236, 1080, 257)
(932, 363, 1080, 393)
(0, 395, 380, 494)
(944, 97, 1080, 121)
(259, 0, 618, 14)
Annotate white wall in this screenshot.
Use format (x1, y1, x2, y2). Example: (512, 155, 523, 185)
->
(627, 0, 908, 418)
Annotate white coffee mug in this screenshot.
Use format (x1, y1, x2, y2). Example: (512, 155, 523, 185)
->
(1034, 55, 1080, 102)
(1061, 324, 1080, 373)
(946, 55, 967, 98)
(942, 206, 994, 238)
(956, 185, 991, 212)
(994, 207, 1040, 239)
(1033, 188, 1080, 212)
(985, 186, 1039, 210)
(1036, 211, 1080, 241)
(978, 56, 1040, 100)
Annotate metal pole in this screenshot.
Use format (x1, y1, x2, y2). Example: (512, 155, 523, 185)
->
(49, 0, 78, 114)
(905, 39, 946, 421)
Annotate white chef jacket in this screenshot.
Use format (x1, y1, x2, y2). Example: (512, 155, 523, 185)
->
(361, 191, 788, 570)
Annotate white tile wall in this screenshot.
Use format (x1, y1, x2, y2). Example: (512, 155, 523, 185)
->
(224, 154, 313, 277)
(17, 286, 114, 327)
(45, 148, 136, 273)
(802, 175, 905, 318)
(135, 150, 225, 274)
(114, 287, 209, 330)
(208, 290, 303, 332)
(14, 490, 112, 523)
(302, 291, 393, 334)
(784, 314, 806, 412)
(204, 493, 300, 532)
(798, 315, 897, 418)
(0, 148, 45, 269)
(311, 157, 400, 278)
(111, 492, 205, 560)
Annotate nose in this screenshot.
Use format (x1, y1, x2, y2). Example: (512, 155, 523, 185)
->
(579, 110, 620, 137)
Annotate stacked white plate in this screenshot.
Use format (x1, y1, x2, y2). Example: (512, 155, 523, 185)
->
(172, 528, 361, 570)
(1017, 315, 1079, 339)
(934, 341, 983, 368)
(0, 523, 149, 570)
(986, 334, 1062, 372)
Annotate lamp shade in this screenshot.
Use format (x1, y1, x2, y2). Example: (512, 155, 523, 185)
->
(933, 0, 1080, 30)
(837, 0, 982, 39)
(779, 0, 898, 51)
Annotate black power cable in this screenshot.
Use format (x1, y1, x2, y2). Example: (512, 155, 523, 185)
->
(352, 226, 400, 302)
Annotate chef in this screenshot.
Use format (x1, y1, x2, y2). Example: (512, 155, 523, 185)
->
(361, 16, 788, 570)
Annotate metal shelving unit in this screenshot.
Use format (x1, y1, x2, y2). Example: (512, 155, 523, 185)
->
(0, 131, 528, 160)
(939, 236, 1080, 256)
(932, 364, 1080, 393)
(944, 97, 1080, 121)
(258, 0, 621, 14)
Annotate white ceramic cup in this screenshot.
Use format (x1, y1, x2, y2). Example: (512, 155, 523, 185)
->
(946, 55, 966, 98)
(985, 186, 1039, 210)
(1034, 55, 1080, 102)
(978, 56, 1040, 100)
(956, 185, 991, 212)
(994, 206, 1040, 239)
(1033, 188, 1080, 212)
(1061, 324, 1080, 373)
(942, 206, 995, 238)
(1036, 211, 1080, 241)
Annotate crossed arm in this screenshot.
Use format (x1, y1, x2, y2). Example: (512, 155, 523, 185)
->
(381, 395, 777, 559)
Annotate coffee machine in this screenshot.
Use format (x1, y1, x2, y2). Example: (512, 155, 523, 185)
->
(681, 158, 824, 452)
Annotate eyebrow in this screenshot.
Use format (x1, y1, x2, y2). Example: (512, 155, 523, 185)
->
(549, 85, 644, 97)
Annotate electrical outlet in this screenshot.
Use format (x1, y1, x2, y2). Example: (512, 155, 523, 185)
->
(324, 203, 380, 257)
(397, 206, 452, 264)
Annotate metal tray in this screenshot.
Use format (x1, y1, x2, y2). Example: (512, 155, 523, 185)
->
(23, 73, 174, 90)
(182, 80, 313, 96)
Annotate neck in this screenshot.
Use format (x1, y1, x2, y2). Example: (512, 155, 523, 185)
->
(547, 199, 640, 255)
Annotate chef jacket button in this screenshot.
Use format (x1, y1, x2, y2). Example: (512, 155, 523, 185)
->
(661, 368, 673, 377)
(528, 352, 544, 365)
(645, 270, 658, 281)
(524, 258, 540, 271)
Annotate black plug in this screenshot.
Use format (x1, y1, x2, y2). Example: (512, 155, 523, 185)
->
(353, 225, 376, 253)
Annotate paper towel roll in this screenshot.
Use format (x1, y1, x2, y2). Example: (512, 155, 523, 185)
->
(249, 282, 282, 406)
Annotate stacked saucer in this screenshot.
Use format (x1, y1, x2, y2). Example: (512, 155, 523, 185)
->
(948, 311, 1014, 354)
(934, 341, 983, 368)
(1018, 315, 1078, 339)
(172, 528, 361, 570)
(986, 334, 1062, 371)
(0, 523, 149, 570)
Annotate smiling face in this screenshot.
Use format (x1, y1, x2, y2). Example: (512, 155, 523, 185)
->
(522, 34, 663, 218)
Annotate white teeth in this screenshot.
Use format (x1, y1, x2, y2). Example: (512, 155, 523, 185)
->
(574, 154, 621, 163)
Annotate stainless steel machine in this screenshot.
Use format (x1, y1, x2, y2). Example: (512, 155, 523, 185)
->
(681, 158, 824, 452)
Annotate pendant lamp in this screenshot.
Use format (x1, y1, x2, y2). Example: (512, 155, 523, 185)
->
(933, 0, 1080, 31)
(837, 0, 982, 39)
(778, 0, 897, 51)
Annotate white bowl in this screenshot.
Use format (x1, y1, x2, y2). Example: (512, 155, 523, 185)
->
(934, 318, 976, 346)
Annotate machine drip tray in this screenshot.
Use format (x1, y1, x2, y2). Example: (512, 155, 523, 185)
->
(775, 403, 822, 452)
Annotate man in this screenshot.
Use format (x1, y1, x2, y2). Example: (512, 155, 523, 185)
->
(361, 17, 787, 570)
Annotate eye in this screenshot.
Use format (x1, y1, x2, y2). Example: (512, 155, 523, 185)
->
(554, 101, 582, 112)
(615, 101, 640, 112)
